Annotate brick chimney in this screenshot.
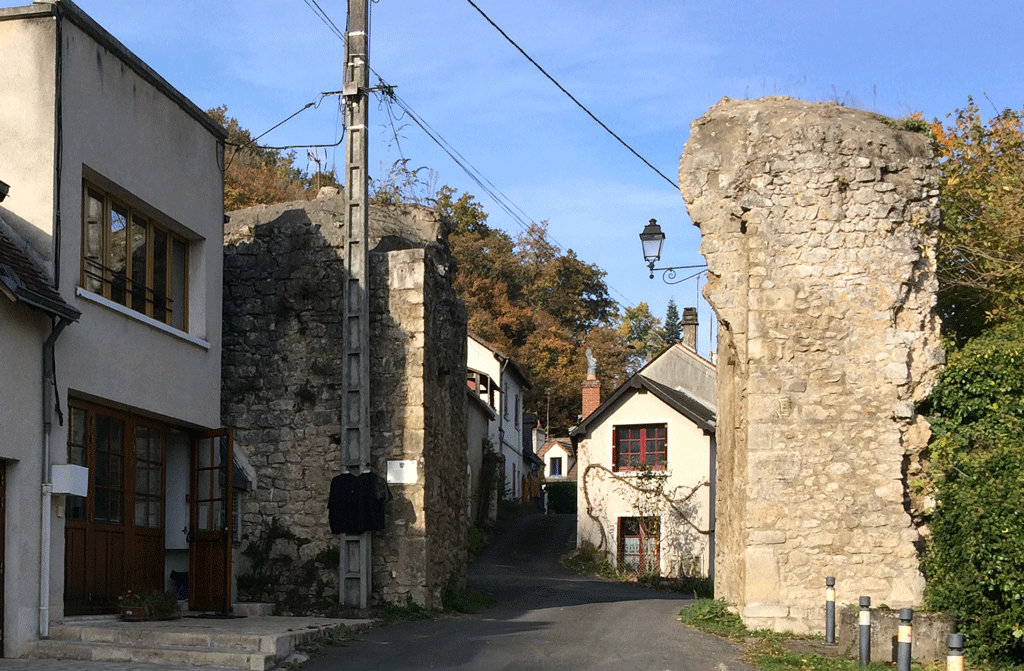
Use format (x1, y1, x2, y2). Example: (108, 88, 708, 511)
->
(581, 348, 601, 420)
(682, 307, 699, 351)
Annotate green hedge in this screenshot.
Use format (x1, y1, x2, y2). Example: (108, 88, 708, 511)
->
(922, 321, 1024, 666)
(545, 482, 577, 513)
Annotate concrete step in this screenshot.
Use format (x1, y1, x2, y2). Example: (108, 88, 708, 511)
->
(28, 615, 371, 670)
(28, 638, 271, 670)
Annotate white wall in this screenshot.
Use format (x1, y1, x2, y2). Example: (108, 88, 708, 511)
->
(576, 389, 713, 578)
(0, 299, 49, 656)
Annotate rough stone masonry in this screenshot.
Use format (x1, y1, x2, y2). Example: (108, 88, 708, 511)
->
(679, 98, 945, 632)
(222, 190, 468, 611)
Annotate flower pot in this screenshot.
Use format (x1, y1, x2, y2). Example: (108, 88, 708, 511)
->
(121, 606, 150, 621)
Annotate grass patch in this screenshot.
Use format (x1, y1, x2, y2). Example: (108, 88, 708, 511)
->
(380, 597, 431, 624)
(562, 541, 617, 579)
(747, 638, 893, 671)
(445, 587, 494, 614)
(678, 599, 748, 640)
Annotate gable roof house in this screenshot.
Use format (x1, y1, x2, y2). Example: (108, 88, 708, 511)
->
(0, 0, 227, 654)
(571, 315, 716, 580)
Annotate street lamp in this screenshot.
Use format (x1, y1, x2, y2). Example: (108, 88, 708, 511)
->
(639, 218, 706, 284)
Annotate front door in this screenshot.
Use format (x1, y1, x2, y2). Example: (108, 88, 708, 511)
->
(188, 429, 233, 613)
(64, 402, 166, 615)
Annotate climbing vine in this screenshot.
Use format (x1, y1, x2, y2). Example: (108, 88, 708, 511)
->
(580, 463, 711, 577)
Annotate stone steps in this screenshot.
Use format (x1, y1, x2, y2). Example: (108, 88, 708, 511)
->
(27, 613, 370, 670)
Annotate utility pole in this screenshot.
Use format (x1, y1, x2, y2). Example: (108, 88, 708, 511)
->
(340, 0, 371, 610)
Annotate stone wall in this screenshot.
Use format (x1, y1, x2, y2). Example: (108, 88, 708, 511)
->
(222, 191, 467, 611)
(679, 98, 944, 632)
(369, 243, 468, 608)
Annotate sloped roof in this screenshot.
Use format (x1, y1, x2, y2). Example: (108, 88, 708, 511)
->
(569, 371, 716, 438)
(0, 225, 79, 321)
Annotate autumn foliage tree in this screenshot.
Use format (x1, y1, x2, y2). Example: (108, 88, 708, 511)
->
(930, 99, 1024, 343)
(437, 187, 627, 432)
(208, 105, 339, 212)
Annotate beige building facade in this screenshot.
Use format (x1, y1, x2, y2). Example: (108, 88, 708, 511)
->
(0, 0, 226, 655)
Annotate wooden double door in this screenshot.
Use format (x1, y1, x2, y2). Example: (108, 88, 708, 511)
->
(64, 401, 232, 615)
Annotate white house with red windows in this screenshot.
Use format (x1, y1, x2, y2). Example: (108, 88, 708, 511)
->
(0, 0, 228, 655)
(467, 333, 530, 503)
(571, 339, 716, 579)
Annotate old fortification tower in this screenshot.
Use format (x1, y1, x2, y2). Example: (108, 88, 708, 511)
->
(679, 98, 945, 632)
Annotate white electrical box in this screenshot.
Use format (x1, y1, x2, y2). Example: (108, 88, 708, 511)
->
(51, 464, 89, 496)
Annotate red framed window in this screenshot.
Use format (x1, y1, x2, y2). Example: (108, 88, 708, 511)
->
(613, 424, 667, 471)
(618, 516, 660, 575)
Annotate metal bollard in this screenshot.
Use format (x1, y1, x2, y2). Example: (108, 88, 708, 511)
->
(825, 576, 836, 644)
(858, 596, 871, 667)
(947, 633, 965, 671)
(897, 608, 913, 671)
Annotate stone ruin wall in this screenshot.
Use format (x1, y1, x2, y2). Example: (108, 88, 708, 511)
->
(369, 240, 468, 609)
(221, 192, 467, 611)
(679, 98, 945, 632)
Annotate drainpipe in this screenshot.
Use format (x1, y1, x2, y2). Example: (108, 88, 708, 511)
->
(40, 316, 71, 639)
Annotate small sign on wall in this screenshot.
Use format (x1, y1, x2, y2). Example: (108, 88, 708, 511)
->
(386, 460, 418, 484)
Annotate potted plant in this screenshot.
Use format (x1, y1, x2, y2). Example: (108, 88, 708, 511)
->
(118, 590, 183, 621)
(118, 590, 149, 621)
(147, 590, 183, 621)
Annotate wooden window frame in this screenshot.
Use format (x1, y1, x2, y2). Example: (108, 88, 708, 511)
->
(612, 423, 667, 472)
(81, 182, 190, 331)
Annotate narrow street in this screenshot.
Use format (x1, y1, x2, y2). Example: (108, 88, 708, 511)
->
(303, 513, 754, 671)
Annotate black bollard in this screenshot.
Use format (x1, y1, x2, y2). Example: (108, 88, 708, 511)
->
(858, 596, 871, 667)
(897, 608, 913, 671)
(825, 576, 836, 644)
(947, 633, 965, 671)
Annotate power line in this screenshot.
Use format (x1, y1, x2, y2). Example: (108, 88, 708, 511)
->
(288, 0, 641, 311)
(463, 0, 678, 191)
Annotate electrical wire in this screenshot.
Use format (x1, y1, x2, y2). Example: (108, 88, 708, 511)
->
(289, 0, 652, 312)
(463, 0, 679, 191)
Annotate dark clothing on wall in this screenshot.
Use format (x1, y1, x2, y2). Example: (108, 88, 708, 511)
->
(328, 471, 392, 534)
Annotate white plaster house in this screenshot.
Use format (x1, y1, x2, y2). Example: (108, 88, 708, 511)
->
(466, 386, 496, 525)
(571, 342, 716, 579)
(466, 333, 531, 503)
(0, 0, 227, 655)
(538, 438, 575, 482)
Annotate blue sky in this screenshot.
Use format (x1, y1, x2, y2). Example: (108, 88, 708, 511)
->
(32, 0, 1024, 356)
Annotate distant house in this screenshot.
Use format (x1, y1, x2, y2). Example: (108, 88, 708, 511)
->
(571, 315, 716, 579)
(0, 0, 227, 654)
(538, 438, 576, 482)
(467, 333, 531, 505)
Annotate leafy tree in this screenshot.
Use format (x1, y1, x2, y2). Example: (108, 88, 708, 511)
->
(618, 302, 665, 373)
(930, 99, 1024, 344)
(662, 299, 682, 346)
(439, 189, 626, 432)
(208, 105, 340, 212)
(921, 320, 1024, 666)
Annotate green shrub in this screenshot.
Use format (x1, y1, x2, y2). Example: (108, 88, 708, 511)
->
(678, 599, 748, 640)
(545, 481, 577, 513)
(922, 320, 1024, 666)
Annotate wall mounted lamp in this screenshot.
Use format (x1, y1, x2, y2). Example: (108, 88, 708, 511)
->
(638, 218, 706, 284)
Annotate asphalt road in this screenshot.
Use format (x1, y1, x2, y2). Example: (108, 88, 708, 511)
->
(303, 513, 755, 671)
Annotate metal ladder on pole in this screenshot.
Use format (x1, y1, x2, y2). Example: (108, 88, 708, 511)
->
(340, 0, 371, 610)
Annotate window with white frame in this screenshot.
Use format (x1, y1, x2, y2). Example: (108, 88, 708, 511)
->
(82, 183, 189, 330)
(549, 456, 562, 477)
